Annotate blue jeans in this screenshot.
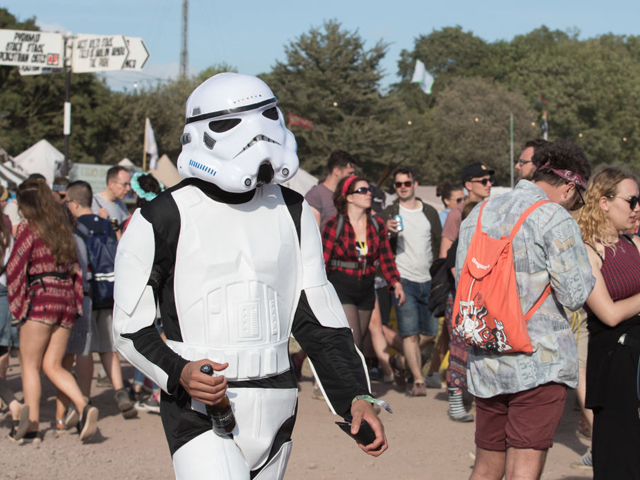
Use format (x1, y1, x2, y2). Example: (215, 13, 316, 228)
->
(392, 278, 438, 337)
(0, 285, 18, 348)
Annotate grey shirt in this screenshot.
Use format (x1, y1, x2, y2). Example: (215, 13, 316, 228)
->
(456, 180, 595, 398)
(91, 194, 129, 226)
(305, 184, 335, 229)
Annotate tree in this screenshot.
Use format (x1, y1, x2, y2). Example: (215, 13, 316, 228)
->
(0, 9, 116, 163)
(265, 20, 407, 180)
(404, 77, 537, 186)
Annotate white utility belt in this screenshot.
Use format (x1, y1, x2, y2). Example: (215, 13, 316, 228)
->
(166, 339, 290, 381)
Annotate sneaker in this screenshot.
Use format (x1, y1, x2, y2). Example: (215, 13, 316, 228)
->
(448, 410, 474, 423)
(570, 450, 593, 470)
(96, 374, 112, 388)
(136, 391, 160, 414)
(389, 354, 407, 391)
(425, 372, 442, 389)
(64, 405, 80, 429)
(77, 405, 99, 442)
(369, 366, 381, 381)
(115, 387, 138, 419)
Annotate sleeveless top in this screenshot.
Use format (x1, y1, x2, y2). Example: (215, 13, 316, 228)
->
(586, 235, 640, 409)
(588, 236, 640, 307)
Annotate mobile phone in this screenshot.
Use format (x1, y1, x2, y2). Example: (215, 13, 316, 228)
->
(335, 419, 381, 451)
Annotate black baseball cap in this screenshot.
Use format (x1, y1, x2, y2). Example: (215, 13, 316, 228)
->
(462, 162, 495, 183)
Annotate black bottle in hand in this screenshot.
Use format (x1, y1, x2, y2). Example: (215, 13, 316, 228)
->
(200, 364, 236, 437)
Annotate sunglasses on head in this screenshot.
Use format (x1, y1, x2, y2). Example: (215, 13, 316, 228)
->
(470, 177, 495, 186)
(394, 181, 413, 189)
(352, 186, 371, 195)
(609, 195, 640, 210)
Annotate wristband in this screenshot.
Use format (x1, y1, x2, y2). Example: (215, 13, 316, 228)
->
(351, 394, 393, 414)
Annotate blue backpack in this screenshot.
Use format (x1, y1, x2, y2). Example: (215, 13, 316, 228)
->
(76, 219, 118, 309)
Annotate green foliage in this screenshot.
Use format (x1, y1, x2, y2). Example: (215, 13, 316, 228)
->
(3, 6, 640, 185)
(265, 20, 405, 181)
(413, 77, 537, 186)
(398, 26, 640, 180)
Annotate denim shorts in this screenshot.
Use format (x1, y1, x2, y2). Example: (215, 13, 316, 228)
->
(392, 278, 438, 337)
(0, 284, 18, 348)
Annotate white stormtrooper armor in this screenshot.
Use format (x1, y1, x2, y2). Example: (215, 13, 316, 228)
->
(113, 73, 371, 480)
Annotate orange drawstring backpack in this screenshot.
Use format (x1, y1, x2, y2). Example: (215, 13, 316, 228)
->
(452, 200, 551, 354)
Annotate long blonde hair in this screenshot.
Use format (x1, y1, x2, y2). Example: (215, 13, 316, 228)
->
(576, 166, 637, 249)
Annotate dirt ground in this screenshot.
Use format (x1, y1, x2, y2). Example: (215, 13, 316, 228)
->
(0, 354, 593, 480)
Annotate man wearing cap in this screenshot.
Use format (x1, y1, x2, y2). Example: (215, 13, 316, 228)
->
(439, 162, 494, 259)
(457, 139, 595, 479)
(516, 139, 549, 182)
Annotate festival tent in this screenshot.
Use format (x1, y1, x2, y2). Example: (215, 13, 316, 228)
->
(0, 162, 27, 188)
(12, 139, 63, 185)
(119, 158, 140, 171)
(148, 154, 183, 188)
(282, 168, 318, 196)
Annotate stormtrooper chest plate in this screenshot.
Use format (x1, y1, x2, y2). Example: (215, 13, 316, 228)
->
(168, 185, 301, 380)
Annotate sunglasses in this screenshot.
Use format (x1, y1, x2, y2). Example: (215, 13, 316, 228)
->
(352, 187, 372, 195)
(571, 186, 586, 211)
(517, 159, 532, 166)
(394, 181, 413, 189)
(455, 197, 465, 204)
(469, 177, 495, 186)
(610, 195, 640, 210)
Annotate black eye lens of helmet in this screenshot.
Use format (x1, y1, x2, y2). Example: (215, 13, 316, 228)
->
(262, 107, 279, 121)
(209, 118, 242, 133)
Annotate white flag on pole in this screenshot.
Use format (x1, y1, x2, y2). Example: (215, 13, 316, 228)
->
(411, 60, 434, 95)
(145, 118, 159, 170)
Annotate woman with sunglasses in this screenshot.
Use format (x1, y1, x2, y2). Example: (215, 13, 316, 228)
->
(576, 166, 640, 479)
(436, 181, 465, 227)
(322, 176, 405, 350)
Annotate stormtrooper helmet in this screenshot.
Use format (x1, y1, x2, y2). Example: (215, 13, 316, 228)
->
(176, 73, 299, 193)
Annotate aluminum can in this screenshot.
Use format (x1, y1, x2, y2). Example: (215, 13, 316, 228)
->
(393, 215, 404, 232)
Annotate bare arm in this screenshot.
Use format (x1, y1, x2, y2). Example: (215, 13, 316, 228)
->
(310, 206, 321, 228)
(584, 243, 640, 326)
(440, 237, 453, 259)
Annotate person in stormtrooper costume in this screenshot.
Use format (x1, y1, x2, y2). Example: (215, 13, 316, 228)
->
(112, 73, 387, 479)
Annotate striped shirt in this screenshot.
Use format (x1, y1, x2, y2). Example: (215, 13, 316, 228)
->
(91, 193, 129, 226)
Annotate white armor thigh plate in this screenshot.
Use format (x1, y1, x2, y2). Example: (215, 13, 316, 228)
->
(173, 388, 297, 479)
(170, 185, 302, 381)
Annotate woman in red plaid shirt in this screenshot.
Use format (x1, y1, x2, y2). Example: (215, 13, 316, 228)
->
(322, 176, 405, 349)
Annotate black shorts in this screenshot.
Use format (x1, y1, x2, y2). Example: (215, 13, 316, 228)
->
(328, 271, 375, 310)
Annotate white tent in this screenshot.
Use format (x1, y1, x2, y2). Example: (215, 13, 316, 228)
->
(148, 155, 183, 188)
(282, 168, 318, 196)
(12, 139, 63, 185)
(0, 162, 27, 188)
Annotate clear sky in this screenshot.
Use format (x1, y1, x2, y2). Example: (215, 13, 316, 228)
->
(4, 0, 640, 92)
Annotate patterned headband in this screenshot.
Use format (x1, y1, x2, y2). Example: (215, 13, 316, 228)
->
(537, 159, 587, 190)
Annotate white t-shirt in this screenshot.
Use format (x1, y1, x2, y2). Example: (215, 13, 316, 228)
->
(394, 202, 433, 283)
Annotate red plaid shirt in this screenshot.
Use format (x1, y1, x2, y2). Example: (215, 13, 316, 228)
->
(322, 213, 400, 288)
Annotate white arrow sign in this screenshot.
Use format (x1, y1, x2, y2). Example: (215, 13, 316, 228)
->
(0, 29, 64, 69)
(122, 37, 149, 71)
(72, 34, 129, 73)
